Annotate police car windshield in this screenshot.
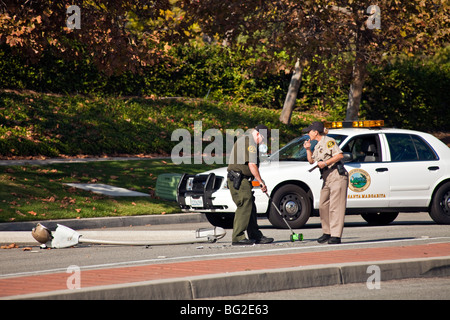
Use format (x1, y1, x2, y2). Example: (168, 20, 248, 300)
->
(270, 135, 317, 161)
(269, 134, 347, 161)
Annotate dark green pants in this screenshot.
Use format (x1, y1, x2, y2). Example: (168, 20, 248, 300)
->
(228, 178, 263, 242)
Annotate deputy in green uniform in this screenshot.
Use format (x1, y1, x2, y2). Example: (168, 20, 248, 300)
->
(227, 125, 274, 246)
(303, 121, 348, 244)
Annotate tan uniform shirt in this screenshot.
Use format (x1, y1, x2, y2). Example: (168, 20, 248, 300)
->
(312, 135, 342, 181)
(311, 135, 342, 163)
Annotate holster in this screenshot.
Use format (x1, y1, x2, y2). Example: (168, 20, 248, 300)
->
(227, 170, 244, 190)
(336, 161, 347, 176)
(320, 161, 347, 180)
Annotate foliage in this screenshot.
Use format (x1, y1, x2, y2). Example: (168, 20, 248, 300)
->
(181, 0, 449, 121)
(0, 43, 291, 107)
(362, 46, 450, 131)
(144, 44, 292, 107)
(0, 0, 192, 75)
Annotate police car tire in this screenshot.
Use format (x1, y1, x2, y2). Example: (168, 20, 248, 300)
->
(268, 184, 311, 229)
(205, 213, 235, 229)
(429, 181, 450, 224)
(361, 212, 399, 225)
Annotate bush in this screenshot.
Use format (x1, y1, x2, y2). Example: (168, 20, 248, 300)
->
(361, 47, 450, 131)
(0, 43, 291, 108)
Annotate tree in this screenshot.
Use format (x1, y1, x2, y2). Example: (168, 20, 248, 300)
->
(0, 0, 192, 75)
(181, 1, 349, 124)
(279, 57, 309, 124)
(182, 0, 449, 123)
(327, 1, 449, 120)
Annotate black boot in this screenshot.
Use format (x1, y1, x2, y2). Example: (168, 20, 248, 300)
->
(317, 234, 331, 244)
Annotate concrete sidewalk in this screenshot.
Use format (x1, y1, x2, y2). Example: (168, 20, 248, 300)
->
(1, 242, 449, 300)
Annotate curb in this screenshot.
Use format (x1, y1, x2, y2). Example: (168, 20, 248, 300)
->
(0, 212, 208, 232)
(7, 256, 450, 300)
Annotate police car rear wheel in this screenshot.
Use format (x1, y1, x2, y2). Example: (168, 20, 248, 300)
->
(205, 213, 235, 229)
(429, 181, 450, 224)
(361, 212, 399, 225)
(268, 185, 311, 229)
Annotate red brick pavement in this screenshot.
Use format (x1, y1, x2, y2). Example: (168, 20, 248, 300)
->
(1, 242, 449, 298)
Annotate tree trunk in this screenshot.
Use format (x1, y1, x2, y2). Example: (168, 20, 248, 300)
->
(346, 42, 368, 120)
(280, 57, 307, 125)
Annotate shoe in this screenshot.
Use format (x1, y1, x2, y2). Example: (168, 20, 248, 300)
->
(317, 234, 331, 244)
(328, 237, 341, 244)
(255, 236, 274, 244)
(232, 239, 256, 246)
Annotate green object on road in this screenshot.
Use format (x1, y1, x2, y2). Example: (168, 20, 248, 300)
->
(290, 233, 303, 242)
(155, 173, 183, 201)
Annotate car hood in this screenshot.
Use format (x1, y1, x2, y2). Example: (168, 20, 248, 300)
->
(201, 160, 314, 178)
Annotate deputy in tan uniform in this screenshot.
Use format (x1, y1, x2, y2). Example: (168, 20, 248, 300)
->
(303, 121, 348, 244)
(227, 125, 274, 246)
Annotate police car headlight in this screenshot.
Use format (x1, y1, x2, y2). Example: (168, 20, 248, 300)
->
(186, 177, 194, 191)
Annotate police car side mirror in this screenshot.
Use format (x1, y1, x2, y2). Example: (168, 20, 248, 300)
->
(342, 152, 354, 163)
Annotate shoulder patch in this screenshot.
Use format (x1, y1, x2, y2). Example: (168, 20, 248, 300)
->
(327, 140, 335, 148)
(248, 145, 257, 153)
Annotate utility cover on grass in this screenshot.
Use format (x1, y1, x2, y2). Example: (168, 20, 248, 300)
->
(64, 183, 150, 197)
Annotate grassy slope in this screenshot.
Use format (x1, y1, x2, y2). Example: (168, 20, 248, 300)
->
(0, 91, 326, 222)
(0, 91, 322, 158)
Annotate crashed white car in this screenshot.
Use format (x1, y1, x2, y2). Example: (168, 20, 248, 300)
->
(177, 121, 450, 229)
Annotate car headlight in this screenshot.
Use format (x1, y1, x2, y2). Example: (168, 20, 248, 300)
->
(186, 177, 194, 191)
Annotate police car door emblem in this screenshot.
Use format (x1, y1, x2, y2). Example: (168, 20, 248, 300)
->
(348, 169, 371, 192)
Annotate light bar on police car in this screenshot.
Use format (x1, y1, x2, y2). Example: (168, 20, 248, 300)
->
(324, 120, 384, 128)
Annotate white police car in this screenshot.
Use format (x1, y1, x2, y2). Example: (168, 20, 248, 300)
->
(177, 121, 450, 229)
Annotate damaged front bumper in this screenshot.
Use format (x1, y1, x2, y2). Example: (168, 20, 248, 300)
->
(177, 173, 231, 211)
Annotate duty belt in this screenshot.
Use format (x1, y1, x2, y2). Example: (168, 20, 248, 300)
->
(227, 170, 252, 190)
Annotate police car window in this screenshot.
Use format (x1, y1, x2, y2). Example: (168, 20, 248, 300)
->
(385, 133, 437, 162)
(327, 134, 347, 146)
(272, 136, 318, 161)
(340, 134, 380, 162)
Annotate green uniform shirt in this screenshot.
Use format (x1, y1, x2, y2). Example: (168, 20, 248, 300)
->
(227, 134, 259, 177)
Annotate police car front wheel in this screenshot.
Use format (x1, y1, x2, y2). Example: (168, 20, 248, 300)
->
(268, 184, 311, 229)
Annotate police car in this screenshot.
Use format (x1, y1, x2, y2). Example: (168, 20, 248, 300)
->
(177, 121, 450, 229)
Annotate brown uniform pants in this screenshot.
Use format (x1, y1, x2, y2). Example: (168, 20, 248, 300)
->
(319, 169, 348, 238)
